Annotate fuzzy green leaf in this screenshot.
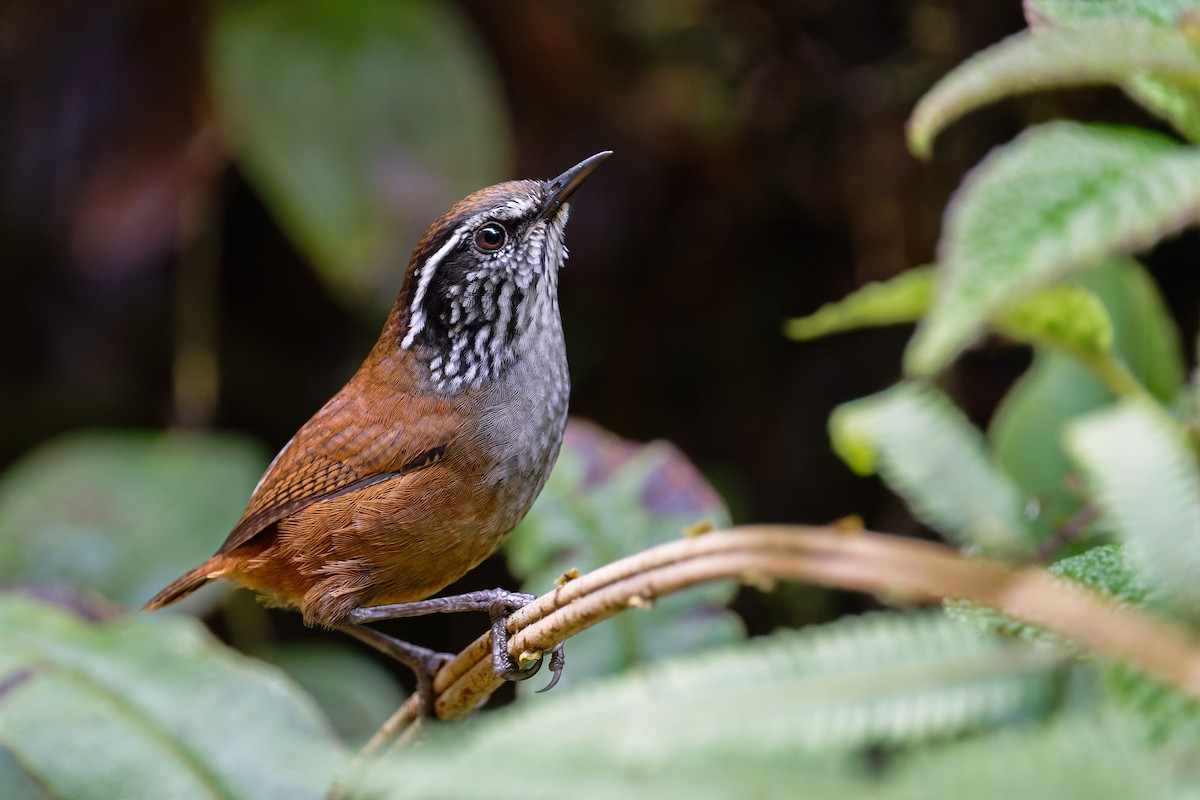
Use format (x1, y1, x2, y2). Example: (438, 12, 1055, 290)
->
(1066, 401, 1200, 619)
(1124, 74, 1200, 144)
(0, 593, 346, 800)
(351, 611, 1063, 799)
(890, 715, 1184, 800)
(0, 431, 266, 612)
(1024, 2, 1200, 140)
(829, 382, 1032, 556)
(208, 0, 511, 307)
(506, 421, 740, 688)
(784, 267, 933, 340)
(993, 284, 1113, 358)
(1027, 0, 1200, 26)
(1101, 663, 1200, 747)
(989, 259, 1185, 544)
(259, 644, 405, 746)
(947, 544, 1153, 643)
(357, 715, 1183, 800)
(909, 21, 1200, 157)
(906, 122, 1200, 375)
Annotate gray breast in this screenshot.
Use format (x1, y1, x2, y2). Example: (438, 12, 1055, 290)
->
(475, 323, 570, 528)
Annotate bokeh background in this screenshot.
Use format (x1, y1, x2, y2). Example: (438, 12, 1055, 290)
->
(4, 0, 1200, 698)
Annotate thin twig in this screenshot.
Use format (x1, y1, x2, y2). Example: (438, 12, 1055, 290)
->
(333, 524, 1200, 795)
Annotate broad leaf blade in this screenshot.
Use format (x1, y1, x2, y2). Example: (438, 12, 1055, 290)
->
(260, 644, 405, 746)
(506, 421, 740, 687)
(906, 122, 1200, 375)
(909, 21, 1200, 157)
(1065, 401, 1200, 620)
(356, 611, 1064, 799)
(993, 283, 1112, 358)
(891, 716, 1167, 800)
(1027, 0, 1200, 25)
(784, 267, 933, 340)
(0, 593, 346, 800)
(829, 382, 1032, 556)
(208, 0, 512, 307)
(1124, 74, 1200, 144)
(0, 430, 266, 611)
(989, 259, 1185, 544)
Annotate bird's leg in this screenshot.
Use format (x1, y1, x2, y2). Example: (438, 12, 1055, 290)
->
(341, 625, 453, 718)
(348, 589, 565, 689)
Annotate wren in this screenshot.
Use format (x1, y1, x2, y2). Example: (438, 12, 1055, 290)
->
(145, 152, 611, 712)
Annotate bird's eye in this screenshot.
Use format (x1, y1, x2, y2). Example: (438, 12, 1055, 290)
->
(473, 223, 507, 252)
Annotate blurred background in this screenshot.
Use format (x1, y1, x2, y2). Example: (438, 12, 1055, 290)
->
(4, 0, 1200, 728)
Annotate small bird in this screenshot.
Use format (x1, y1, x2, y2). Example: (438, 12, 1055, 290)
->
(145, 152, 610, 712)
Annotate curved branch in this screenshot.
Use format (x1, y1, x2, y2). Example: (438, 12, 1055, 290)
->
(343, 524, 1200, 781)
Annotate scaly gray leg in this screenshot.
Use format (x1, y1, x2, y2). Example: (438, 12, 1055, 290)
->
(348, 588, 565, 689)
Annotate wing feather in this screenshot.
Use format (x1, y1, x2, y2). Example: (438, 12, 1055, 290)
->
(217, 361, 461, 553)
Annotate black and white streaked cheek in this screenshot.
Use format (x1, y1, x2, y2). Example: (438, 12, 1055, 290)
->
(400, 196, 573, 395)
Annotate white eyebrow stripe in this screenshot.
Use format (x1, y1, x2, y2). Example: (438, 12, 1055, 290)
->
(401, 232, 462, 349)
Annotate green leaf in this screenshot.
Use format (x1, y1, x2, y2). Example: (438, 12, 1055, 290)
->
(989, 259, 1185, 544)
(993, 284, 1113, 359)
(889, 715, 1180, 800)
(505, 421, 740, 688)
(208, 0, 512, 307)
(908, 21, 1200, 157)
(1022, 3, 1200, 140)
(0, 430, 266, 612)
(784, 266, 1113, 360)
(1065, 401, 1200, 620)
(1050, 543, 1152, 602)
(991, 351, 1116, 545)
(783, 267, 933, 340)
(353, 611, 1063, 800)
(1124, 74, 1200, 144)
(1027, 0, 1200, 26)
(906, 122, 1200, 375)
(947, 544, 1153, 643)
(0, 592, 346, 800)
(260, 644, 405, 746)
(829, 382, 1033, 556)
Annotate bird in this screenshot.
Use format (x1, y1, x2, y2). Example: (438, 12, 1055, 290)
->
(144, 152, 611, 713)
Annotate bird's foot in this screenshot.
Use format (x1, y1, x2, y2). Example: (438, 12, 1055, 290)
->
(349, 588, 566, 693)
(484, 593, 565, 692)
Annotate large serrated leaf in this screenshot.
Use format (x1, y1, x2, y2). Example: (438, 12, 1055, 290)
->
(0, 593, 346, 800)
(989, 259, 1185, 544)
(829, 382, 1032, 557)
(357, 716, 1179, 800)
(1065, 401, 1200, 620)
(505, 421, 740, 688)
(260, 643, 405, 746)
(906, 122, 1200, 375)
(890, 715, 1177, 800)
(351, 611, 1063, 800)
(946, 544, 1154, 644)
(208, 0, 512, 307)
(0, 430, 266, 612)
(908, 21, 1200, 157)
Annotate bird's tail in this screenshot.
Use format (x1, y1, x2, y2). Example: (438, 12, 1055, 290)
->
(142, 555, 226, 611)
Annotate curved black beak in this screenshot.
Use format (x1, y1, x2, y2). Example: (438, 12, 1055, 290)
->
(538, 151, 612, 221)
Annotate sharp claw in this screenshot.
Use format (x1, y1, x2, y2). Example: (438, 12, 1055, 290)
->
(486, 592, 567, 689)
(535, 644, 565, 693)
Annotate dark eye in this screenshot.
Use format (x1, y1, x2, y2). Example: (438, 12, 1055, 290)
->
(474, 223, 507, 252)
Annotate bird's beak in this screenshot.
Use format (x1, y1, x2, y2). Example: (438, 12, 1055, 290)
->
(538, 151, 612, 221)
